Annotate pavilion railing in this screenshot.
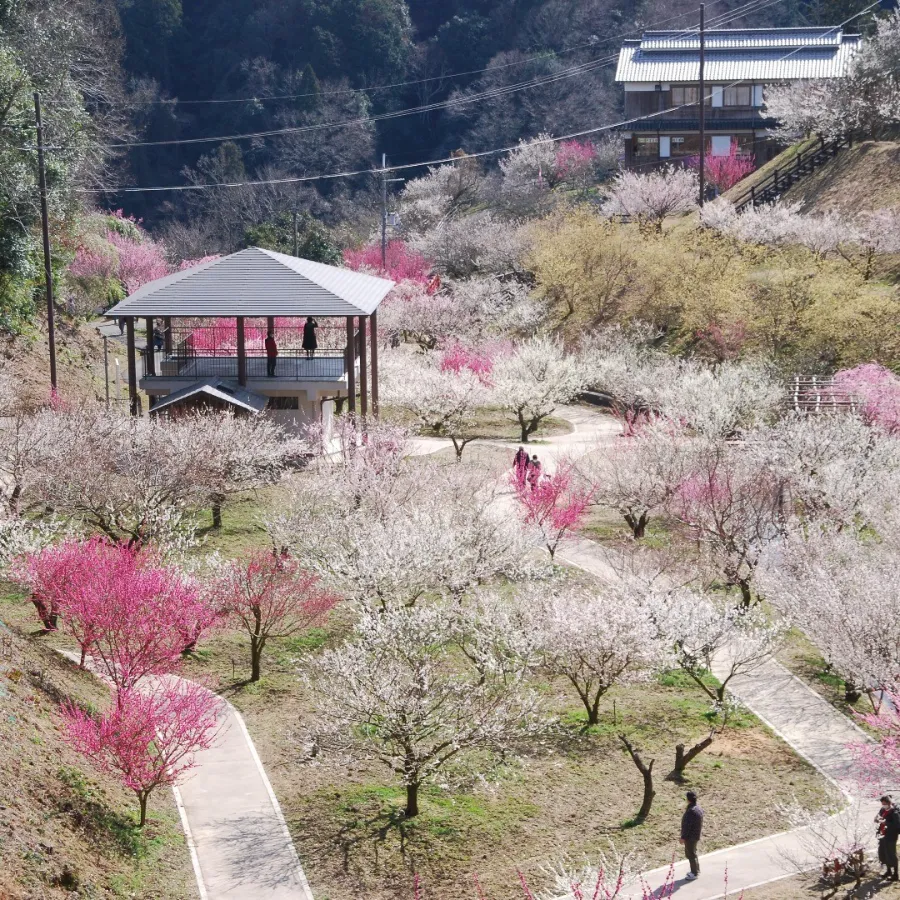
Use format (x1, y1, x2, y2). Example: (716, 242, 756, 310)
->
(144, 319, 355, 382)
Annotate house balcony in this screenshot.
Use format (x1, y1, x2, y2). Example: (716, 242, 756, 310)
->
(150, 349, 348, 382)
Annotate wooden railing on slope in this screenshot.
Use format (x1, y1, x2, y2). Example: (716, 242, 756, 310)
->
(789, 376, 858, 414)
(733, 135, 854, 212)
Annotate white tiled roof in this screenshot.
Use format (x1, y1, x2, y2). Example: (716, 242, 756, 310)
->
(106, 248, 395, 318)
(616, 28, 859, 82)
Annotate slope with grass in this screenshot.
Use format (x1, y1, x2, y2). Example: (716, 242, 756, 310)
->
(0, 592, 195, 899)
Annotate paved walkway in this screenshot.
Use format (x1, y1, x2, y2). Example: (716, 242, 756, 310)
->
(537, 407, 873, 899)
(175, 699, 314, 900)
(60, 651, 312, 900)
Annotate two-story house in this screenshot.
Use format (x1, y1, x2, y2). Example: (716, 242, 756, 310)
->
(615, 28, 859, 168)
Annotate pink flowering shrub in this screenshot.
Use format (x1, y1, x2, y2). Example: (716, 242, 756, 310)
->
(343, 240, 432, 284)
(834, 364, 900, 436)
(439, 343, 495, 382)
(62, 680, 223, 826)
(15, 539, 217, 682)
(512, 464, 593, 559)
(686, 142, 756, 192)
(554, 139, 598, 182)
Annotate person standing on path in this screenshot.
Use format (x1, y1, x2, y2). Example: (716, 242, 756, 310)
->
(513, 446, 530, 486)
(680, 790, 704, 881)
(302, 317, 318, 359)
(265, 330, 278, 377)
(876, 795, 900, 880)
(527, 455, 541, 491)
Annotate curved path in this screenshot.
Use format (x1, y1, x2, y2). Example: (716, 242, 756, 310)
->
(94, 405, 869, 900)
(413, 406, 874, 898)
(60, 650, 313, 900)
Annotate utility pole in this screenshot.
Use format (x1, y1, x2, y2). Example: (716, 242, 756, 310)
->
(34, 93, 57, 391)
(381, 153, 388, 270)
(103, 333, 110, 408)
(380, 153, 404, 270)
(292, 207, 299, 257)
(698, 3, 706, 207)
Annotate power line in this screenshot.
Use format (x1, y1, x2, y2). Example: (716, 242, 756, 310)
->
(63, 0, 784, 152)
(75, 0, 876, 196)
(118, 0, 740, 107)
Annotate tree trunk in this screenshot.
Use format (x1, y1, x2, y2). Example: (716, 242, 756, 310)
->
(844, 680, 861, 704)
(138, 791, 149, 828)
(619, 734, 655, 821)
(405, 781, 420, 818)
(737, 578, 753, 607)
(211, 502, 223, 530)
(518, 412, 530, 444)
(671, 735, 714, 778)
(625, 513, 648, 539)
(250, 636, 263, 682)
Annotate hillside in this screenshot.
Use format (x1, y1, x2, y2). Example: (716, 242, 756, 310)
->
(0, 595, 194, 899)
(781, 139, 900, 215)
(724, 138, 900, 216)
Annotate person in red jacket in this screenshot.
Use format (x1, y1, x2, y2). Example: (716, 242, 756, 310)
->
(265, 331, 278, 377)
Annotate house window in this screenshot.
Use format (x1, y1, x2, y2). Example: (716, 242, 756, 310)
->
(672, 85, 699, 106)
(723, 85, 752, 107)
(711, 135, 733, 157)
(634, 136, 659, 158)
(268, 397, 300, 410)
(670, 135, 701, 157)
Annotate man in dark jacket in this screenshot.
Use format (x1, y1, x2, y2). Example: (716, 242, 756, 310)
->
(876, 794, 900, 880)
(680, 790, 704, 881)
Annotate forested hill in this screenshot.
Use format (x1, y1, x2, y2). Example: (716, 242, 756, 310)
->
(116, 0, 828, 222)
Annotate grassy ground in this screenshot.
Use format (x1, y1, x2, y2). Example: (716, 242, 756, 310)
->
(0, 459, 836, 900)
(0, 592, 194, 899)
(382, 403, 574, 443)
(168, 618, 833, 900)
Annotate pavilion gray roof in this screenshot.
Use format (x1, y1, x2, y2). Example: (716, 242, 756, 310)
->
(148, 378, 269, 415)
(616, 27, 859, 83)
(106, 247, 395, 318)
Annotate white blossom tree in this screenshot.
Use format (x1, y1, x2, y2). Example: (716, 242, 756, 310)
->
(398, 159, 484, 236)
(493, 337, 589, 442)
(601, 167, 698, 232)
(524, 582, 670, 725)
(268, 460, 536, 610)
(305, 602, 543, 817)
(379, 348, 490, 460)
(579, 422, 686, 539)
(658, 591, 786, 709)
(377, 279, 472, 351)
(765, 11, 900, 142)
(411, 211, 528, 279)
(758, 526, 900, 706)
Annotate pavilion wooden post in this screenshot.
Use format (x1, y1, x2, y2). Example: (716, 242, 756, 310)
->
(125, 317, 140, 416)
(236, 317, 247, 386)
(345, 316, 356, 414)
(370, 310, 379, 417)
(358, 316, 368, 418)
(163, 316, 173, 355)
(145, 317, 156, 376)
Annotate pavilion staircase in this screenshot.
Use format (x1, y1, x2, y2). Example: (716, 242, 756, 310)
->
(733, 134, 854, 211)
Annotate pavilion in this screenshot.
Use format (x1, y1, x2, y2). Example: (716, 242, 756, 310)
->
(105, 248, 395, 429)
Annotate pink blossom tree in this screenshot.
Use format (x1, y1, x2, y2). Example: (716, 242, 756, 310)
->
(686, 142, 756, 193)
(343, 239, 431, 283)
(105, 231, 170, 295)
(214, 552, 338, 682)
(834, 364, 900, 436)
(62, 680, 223, 826)
(554, 139, 598, 186)
(18, 540, 217, 691)
(512, 463, 593, 559)
(853, 691, 900, 793)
